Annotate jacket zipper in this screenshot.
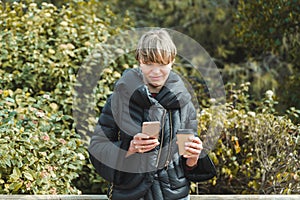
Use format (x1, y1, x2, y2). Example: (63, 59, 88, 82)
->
(165, 111, 173, 169)
(155, 109, 166, 168)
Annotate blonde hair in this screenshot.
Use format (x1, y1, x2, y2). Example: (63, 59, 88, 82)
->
(135, 29, 177, 65)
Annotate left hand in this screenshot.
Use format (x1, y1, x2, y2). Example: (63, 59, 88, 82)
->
(184, 136, 203, 167)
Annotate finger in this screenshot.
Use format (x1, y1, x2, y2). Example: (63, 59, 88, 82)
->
(187, 142, 203, 150)
(138, 147, 144, 153)
(129, 140, 139, 153)
(189, 136, 202, 144)
(139, 145, 149, 153)
(141, 138, 159, 145)
(183, 154, 200, 159)
(133, 140, 157, 147)
(185, 146, 201, 155)
(144, 141, 160, 149)
(133, 134, 149, 146)
(184, 143, 202, 157)
(134, 133, 150, 140)
(138, 141, 160, 153)
(184, 142, 199, 150)
(134, 138, 158, 146)
(132, 143, 143, 153)
(142, 143, 159, 150)
(183, 152, 201, 159)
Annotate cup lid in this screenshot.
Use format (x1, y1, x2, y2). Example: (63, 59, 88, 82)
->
(176, 129, 194, 134)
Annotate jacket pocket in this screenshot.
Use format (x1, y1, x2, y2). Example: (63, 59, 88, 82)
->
(111, 172, 154, 200)
(164, 163, 189, 190)
(113, 171, 143, 189)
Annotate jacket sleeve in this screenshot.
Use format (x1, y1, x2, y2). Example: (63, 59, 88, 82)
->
(183, 151, 217, 182)
(88, 96, 121, 182)
(181, 101, 217, 182)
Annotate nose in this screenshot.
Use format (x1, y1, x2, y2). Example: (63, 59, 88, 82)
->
(151, 66, 161, 74)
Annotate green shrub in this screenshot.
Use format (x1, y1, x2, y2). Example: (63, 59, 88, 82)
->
(231, 0, 300, 121)
(108, 0, 239, 62)
(0, 0, 131, 111)
(221, 56, 300, 124)
(233, 0, 300, 65)
(197, 83, 300, 194)
(0, 88, 86, 194)
(1, 0, 299, 195)
(0, 0, 133, 194)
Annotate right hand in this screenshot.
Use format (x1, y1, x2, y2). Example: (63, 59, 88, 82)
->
(128, 133, 160, 154)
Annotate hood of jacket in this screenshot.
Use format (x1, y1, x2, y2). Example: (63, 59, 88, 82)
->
(115, 68, 192, 108)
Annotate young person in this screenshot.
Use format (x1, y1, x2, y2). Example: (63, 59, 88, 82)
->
(89, 29, 212, 200)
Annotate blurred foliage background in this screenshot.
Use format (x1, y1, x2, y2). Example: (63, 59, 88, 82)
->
(0, 0, 299, 195)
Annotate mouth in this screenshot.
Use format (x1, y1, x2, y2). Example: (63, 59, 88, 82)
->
(150, 76, 162, 81)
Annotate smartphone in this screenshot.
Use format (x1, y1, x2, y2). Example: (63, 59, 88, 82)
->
(142, 121, 160, 139)
(176, 129, 194, 156)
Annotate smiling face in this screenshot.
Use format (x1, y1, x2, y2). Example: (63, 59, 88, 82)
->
(140, 62, 173, 93)
(135, 29, 177, 93)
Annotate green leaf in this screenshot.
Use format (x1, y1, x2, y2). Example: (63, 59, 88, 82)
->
(10, 167, 21, 181)
(5, 97, 15, 103)
(23, 171, 34, 181)
(275, 38, 281, 46)
(9, 181, 23, 192)
(68, 164, 78, 170)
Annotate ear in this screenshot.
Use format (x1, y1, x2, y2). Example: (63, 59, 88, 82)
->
(170, 59, 175, 68)
(138, 60, 143, 68)
(167, 62, 173, 70)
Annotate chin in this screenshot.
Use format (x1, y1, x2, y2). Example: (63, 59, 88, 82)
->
(151, 83, 162, 87)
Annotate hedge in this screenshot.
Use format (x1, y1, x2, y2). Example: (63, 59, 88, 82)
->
(197, 83, 299, 194)
(0, 0, 299, 195)
(0, 0, 131, 194)
(0, 89, 86, 194)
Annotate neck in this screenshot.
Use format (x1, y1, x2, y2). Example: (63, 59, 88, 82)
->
(147, 83, 162, 93)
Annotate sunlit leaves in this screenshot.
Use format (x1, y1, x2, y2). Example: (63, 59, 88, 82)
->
(0, 89, 88, 194)
(198, 82, 300, 194)
(0, 0, 134, 194)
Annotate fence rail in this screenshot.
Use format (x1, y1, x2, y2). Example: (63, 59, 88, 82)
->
(1, 195, 300, 200)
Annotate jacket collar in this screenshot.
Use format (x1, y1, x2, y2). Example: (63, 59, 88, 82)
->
(115, 68, 191, 109)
